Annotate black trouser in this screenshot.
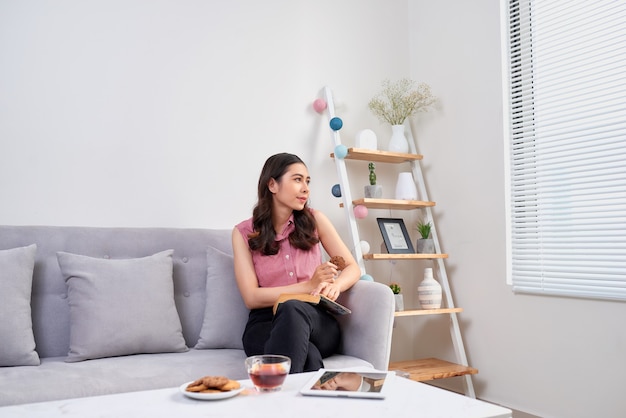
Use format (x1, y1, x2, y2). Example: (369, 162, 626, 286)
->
(242, 300, 341, 373)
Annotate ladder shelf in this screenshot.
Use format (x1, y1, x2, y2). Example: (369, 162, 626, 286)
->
(394, 307, 462, 317)
(349, 198, 435, 210)
(389, 358, 478, 382)
(330, 148, 423, 163)
(320, 86, 476, 398)
(363, 253, 448, 260)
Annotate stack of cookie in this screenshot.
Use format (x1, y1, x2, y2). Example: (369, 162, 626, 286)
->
(185, 375, 241, 393)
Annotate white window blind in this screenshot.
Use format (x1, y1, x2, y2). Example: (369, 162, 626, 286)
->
(503, 0, 626, 300)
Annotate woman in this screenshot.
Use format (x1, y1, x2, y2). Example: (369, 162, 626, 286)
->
(232, 153, 360, 373)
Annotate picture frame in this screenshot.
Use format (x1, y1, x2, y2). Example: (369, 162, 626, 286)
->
(376, 218, 415, 254)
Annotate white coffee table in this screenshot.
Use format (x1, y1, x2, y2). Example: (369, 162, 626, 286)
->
(0, 372, 511, 417)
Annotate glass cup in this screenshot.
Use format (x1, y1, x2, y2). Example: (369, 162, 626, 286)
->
(245, 354, 291, 392)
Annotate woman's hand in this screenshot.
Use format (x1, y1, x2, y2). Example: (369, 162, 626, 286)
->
(314, 280, 341, 301)
(309, 261, 342, 300)
(310, 261, 339, 288)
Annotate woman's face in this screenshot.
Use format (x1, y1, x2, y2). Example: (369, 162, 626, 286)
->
(269, 163, 310, 211)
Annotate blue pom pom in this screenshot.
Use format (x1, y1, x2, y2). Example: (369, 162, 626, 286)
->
(329, 117, 343, 131)
(360, 274, 374, 282)
(331, 184, 342, 197)
(334, 144, 348, 159)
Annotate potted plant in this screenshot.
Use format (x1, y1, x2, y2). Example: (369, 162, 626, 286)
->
(368, 79, 436, 153)
(364, 162, 383, 198)
(416, 219, 435, 254)
(389, 282, 404, 312)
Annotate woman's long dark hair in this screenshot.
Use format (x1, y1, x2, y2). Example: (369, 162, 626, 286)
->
(248, 153, 319, 255)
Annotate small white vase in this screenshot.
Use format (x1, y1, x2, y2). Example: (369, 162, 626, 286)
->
(394, 294, 404, 312)
(355, 129, 377, 150)
(387, 124, 409, 153)
(395, 172, 418, 200)
(418, 268, 442, 309)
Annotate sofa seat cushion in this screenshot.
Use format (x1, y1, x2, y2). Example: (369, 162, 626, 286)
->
(0, 244, 40, 367)
(57, 250, 188, 362)
(0, 349, 248, 406)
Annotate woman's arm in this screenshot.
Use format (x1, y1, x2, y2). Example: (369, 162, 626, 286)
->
(232, 227, 333, 309)
(313, 210, 361, 301)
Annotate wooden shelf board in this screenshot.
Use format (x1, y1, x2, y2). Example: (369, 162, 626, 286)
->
(352, 198, 435, 210)
(389, 358, 478, 382)
(394, 308, 462, 317)
(330, 148, 423, 163)
(363, 253, 448, 260)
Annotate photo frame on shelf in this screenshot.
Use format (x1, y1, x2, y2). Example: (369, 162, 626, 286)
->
(376, 218, 415, 254)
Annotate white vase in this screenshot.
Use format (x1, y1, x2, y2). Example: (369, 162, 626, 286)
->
(387, 124, 409, 153)
(394, 294, 404, 312)
(418, 268, 442, 309)
(395, 172, 417, 200)
(355, 129, 377, 150)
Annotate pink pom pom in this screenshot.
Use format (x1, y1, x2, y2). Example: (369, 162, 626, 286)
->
(353, 205, 368, 219)
(313, 98, 327, 113)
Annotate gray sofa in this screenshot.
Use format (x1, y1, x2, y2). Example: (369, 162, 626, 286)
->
(0, 225, 395, 406)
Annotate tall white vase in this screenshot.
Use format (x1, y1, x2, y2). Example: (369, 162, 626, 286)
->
(418, 268, 442, 309)
(387, 124, 409, 153)
(395, 172, 418, 200)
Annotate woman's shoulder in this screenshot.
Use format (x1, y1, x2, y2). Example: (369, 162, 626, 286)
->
(310, 207, 330, 223)
(235, 217, 254, 234)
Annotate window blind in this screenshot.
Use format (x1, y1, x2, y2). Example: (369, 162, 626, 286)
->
(504, 0, 626, 300)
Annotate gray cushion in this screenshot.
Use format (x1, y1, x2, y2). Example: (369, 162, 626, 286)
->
(57, 250, 188, 362)
(0, 244, 40, 367)
(195, 246, 249, 349)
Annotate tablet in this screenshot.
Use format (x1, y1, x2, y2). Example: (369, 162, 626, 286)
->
(299, 368, 394, 399)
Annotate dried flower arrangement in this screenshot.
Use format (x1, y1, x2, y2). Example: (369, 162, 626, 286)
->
(368, 79, 436, 125)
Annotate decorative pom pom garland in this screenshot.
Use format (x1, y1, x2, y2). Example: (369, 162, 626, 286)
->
(334, 144, 348, 159)
(312, 98, 327, 113)
(353, 204, 368, 219)
(329, 117, 343, 131)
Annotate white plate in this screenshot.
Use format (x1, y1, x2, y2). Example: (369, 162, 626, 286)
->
(179, 381, 244, 400)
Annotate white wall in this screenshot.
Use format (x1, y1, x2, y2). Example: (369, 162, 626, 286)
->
(406, 1, 626, 418)
(2, 1, 625, 417)
(0, 0, 409, 229)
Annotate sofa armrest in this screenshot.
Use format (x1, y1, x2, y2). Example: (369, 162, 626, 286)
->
(336, 280, 395, 371)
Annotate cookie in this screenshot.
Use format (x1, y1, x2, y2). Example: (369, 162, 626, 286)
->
(187, 378, 204, 388)
(202, 375, 229, 389)
(186, 375, 238, 393)
(186, 384, 208, 392)
(330, 255, 346, 270)
(218, 379, 241, 391)
(200, 388, 222, 393)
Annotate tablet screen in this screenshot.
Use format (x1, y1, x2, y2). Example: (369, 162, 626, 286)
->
(300, 369, 393, 399)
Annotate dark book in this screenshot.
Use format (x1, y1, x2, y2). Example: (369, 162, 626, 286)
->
(273, 293, 351, 315)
